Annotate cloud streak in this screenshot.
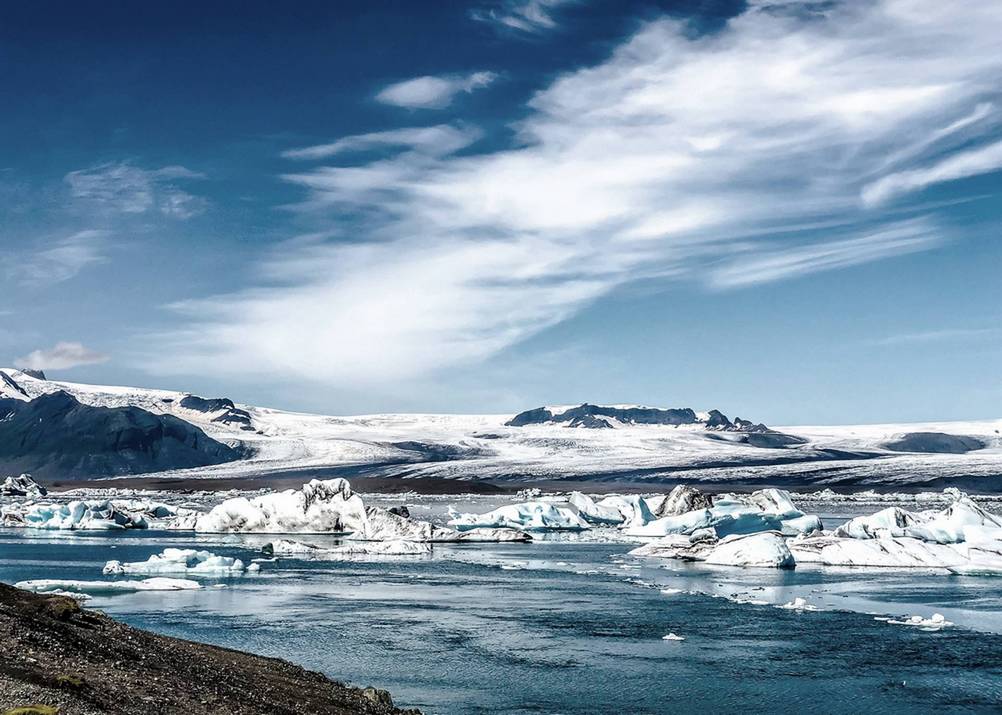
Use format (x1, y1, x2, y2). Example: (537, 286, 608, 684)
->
(376, 72, 497, 109)
(65, 162, 207, 218)
(149, 0, 1002, 386)
(15, 230, 109, 286)
(471, 0, 573, 33)
(16, 341, 109, 370)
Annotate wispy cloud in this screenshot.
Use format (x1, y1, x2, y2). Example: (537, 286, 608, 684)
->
(376, 72, 497, 110)
(281, 125, 481, 160)
(16, 341, 109, 370)
(471, 0, 573, 33)
(65, 162, 207, 218)
(149, 0, 1002, 386)
(16, 230, 109, 286)
(709, 219, 941, 289)
(863, 138, 1002, 206)
(872, 327, 1001, 346)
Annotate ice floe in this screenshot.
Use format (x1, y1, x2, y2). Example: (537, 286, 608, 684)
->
(878, 613, 953, 630)
(16, 577, 203, 594)
(448, 500, 590, 531)
(778, 597, 820, 611)
(0, 498, 199, 530)
(103, 548, 248, 577)
(662, 633, 685, 641)
(263, 538, 431, 558)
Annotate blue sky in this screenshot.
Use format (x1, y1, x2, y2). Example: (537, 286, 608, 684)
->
(1, 0, 1000, 424)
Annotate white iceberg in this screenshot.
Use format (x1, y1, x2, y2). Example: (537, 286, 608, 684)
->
(662, 633, 685, 641)
(263, 538, 431, 558)
(103, 548, 247, 577)
(704, 531, 796, 569)
(448, 500, 590, 531)
(778, 597, 819, 611)
(2, 500, 150, 530)
(16, 577, 203, 594)
(882, 613, 952, 630)
(195, 478, 367, 534)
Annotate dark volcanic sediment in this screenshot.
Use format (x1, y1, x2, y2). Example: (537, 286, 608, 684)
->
(0, 583, 417, 715)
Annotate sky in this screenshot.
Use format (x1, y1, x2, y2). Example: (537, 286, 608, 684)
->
(1, 0, 1000, 424)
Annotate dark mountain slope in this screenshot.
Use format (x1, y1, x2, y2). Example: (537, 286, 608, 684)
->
(0, 391, 242, 480)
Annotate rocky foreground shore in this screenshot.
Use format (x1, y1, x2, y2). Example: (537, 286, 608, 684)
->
(0, 583, 418, 715)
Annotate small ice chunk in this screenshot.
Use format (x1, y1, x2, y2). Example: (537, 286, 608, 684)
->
(662, 633, 685, 641)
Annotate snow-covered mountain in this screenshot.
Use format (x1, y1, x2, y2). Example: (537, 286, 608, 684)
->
(1, 368, 1000, 490)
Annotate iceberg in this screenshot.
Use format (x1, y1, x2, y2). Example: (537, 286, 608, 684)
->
(704, 531, 795, 569)
(103, 548, 248, 576)
(778, 597, 819, 611)
(2, 500, 151, 530)
(195, 478, 367, 534)
(883, 613, 952, 630)
(567, 492, 633, 525)
(790, 534, 970, 568)
(16, 577, 203, 594)
(0, 498, 197, 530)
(265, 538, 432, 559)
(448, 500, 590, 531)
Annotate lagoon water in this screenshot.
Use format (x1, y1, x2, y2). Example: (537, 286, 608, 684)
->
(2, 498, 1002, 714)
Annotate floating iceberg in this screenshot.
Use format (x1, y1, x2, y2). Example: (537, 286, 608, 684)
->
(704, 532, 795, 569)
(882, 613, 952, 630)
(662, 633, 685, 641)
(0, 498, 197, 530)
(263, 538, 431, 558)
(778, 597, 819, 611)
(448, 500, 590, 531)
(103, 548, 248, 576)
(647, 485, 713, 519)
(2, 500, 150, 530)
(16, 577, 203, 594)
(195, 478, 367, 534)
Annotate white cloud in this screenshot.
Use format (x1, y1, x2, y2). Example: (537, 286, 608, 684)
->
(149, 0, 1002, 386)
(863, 138, 1002, 206)
(708, 219, 940, 288)
(872, 327, 1000, 346)
(376, 72, 497, 109)
(472, 0, 573, 33)
(65, 162, 207, 218)
(282, 125, 481, 160)
(16, 341, 109, 370)
(16, 230, 109, 286)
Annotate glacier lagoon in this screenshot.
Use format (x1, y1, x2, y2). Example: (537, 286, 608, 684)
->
(2, 496, 1002, 714)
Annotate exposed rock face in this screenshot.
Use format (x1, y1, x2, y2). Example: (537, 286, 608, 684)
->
(567, 414, 614, 429)
(506, 404, 699, 427)
(0, 391, 242, 480)
(20, 368, 47, 380)
(180, 395, 255, 431)
(648, 485, 713, 518)
(0, 371, 29, 399)
(704, 409, 733, 429)
(884, 432, 985, 454)
(1, 474, 47, 498)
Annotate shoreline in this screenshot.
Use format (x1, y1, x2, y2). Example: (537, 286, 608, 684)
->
(0, 582, 417, 715)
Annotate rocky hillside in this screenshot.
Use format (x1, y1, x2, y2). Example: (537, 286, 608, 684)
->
(0, 582, 416, 714)
(0, 391, 242, 480)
